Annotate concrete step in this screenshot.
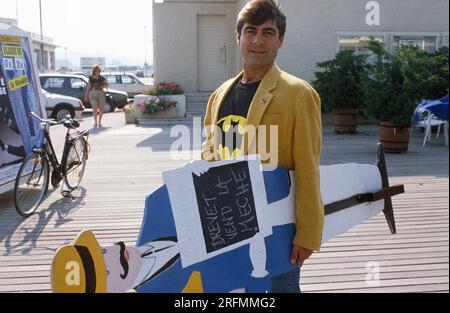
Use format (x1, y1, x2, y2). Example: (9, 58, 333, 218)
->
(186, 96, 209, 101)
(187, 102, 208, 107)
(186, 92, 211, 97)
(186, 114, 206, 118)
(186, 108, 207, 112)
(137, 115, 206, 126)
(137, 118, 193, 127)
(186, 107, 206, 111)
(185, 92, 210, 119)
(186, 109, 207, 113)
(186, 102, 208, 107)
(186, 107, 207, 112)
(185, 93, 211, 102)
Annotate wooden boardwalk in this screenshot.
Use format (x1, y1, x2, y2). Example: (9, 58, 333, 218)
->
(0, 112, 448, 293)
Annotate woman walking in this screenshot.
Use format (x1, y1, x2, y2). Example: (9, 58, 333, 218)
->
(85, 65, 108, 128)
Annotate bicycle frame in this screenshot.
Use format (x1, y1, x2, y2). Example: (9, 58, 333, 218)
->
(36, 119, 89, 184)
(40, 124, 60, 176)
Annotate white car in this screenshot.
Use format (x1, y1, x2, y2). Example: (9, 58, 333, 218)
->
(41, 89, 84, 121)
(102, 72, 153, 98)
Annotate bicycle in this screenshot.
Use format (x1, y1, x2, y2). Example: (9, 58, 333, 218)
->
(13, 111, 90, 217)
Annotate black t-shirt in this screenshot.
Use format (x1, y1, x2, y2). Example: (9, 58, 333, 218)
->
(216, 80, 260, 159)
(89, 75, 106, 90)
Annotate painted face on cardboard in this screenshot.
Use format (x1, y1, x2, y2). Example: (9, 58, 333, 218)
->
(102, 242, 143, 292)
(237, 19, 284, 71)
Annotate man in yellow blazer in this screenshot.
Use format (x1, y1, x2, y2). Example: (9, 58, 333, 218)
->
(201, 0, 324, 293)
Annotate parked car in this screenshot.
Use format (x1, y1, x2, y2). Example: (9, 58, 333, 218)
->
(39, 73, 129, 112)
(41, 89, 84, 121)
(70, 71, 89, 79)
(135, 70, 144, 78)
(102, 72, 152, 98)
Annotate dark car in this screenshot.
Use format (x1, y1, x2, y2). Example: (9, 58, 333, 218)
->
(39, 73, 129, 112)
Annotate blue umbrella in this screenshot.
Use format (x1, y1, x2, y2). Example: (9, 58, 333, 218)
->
(412, 95, 449, 123)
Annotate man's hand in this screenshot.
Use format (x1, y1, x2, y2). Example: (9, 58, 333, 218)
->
(290, 245, 313, 268)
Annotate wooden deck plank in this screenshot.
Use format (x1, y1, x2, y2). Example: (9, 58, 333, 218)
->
(0, 116, 448, 293)
(301, 277, 449, 292)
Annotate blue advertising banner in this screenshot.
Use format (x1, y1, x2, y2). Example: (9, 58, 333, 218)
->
(0, 25, 45, 194)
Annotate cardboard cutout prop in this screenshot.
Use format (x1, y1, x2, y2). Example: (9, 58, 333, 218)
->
(52, 145, 404, 293)
(0, 23, 45, 194)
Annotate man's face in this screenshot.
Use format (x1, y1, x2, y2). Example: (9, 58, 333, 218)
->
(102, 242, 142, 292)
(237, 19, 284, 70)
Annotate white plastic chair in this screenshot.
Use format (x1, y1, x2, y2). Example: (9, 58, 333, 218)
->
(413, 110, 448, 146)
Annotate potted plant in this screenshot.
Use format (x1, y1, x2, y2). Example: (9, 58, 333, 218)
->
(362, 38, 433, 153)
(313, 49, 368, 134)
(424, 46, 449, 100)
(122, 104, 135, 124)
(134, 82, 185, 118)
(138, 96, 178, 119)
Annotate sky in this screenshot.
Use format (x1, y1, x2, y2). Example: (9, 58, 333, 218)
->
(0, 0, 154, 67)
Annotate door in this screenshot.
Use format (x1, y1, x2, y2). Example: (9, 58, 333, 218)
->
(120, 74, 145, 97)
(67, 77, 88, 102)
(197, 15, 227, 92)
(104, 74, 120, 90)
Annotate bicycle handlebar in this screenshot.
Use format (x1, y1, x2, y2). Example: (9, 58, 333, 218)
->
(29, 111, 60, 125)
(29, 111, 80, 128)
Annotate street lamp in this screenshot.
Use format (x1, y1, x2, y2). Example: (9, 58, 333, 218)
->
(39, 0, 45, 71)
(65, 47, 68, 69)
(144, 26, 147, 77)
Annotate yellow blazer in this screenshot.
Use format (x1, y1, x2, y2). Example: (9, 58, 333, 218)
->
(201, 64, 324, 251)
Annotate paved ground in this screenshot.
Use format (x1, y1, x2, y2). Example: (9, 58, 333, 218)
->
(0, 111, 448, 293)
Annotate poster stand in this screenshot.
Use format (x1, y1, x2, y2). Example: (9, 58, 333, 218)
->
(0, 23, 45, 194)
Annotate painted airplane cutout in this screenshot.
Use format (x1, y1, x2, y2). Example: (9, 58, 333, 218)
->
(52, 144, 403, 293)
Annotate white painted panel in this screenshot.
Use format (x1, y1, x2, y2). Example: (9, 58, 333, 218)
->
(197, 15, 227, 92)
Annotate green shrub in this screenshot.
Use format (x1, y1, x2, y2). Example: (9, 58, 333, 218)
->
(424, 47, 449, 99)
(361, 39, 441, 125)
(312, 49, 368, 113)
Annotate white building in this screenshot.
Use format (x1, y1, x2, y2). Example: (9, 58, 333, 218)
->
(152, 0, 449, 92)
(0, 17, 59, 73)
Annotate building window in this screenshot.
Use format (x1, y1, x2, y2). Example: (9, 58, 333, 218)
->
(338, 35, 384, 52)
(442, 34, 449, 47)
(392, 36, 437, 53)
(43, 51, 49, 71)
(41, 77, 65, 89)
(70, 78, 87, 89)
(49, 51, 55, 71)
(104, 75, 118, 84)
(34, 49, 42, 70)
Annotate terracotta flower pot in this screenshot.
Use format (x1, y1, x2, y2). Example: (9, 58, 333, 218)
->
(333, 109, 359, 134)
(378, 121, 411, 153)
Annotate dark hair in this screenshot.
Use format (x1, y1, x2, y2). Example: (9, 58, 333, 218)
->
(236, 0, 287, 39)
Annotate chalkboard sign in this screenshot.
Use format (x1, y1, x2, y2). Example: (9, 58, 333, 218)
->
(192, 161, 259, 253)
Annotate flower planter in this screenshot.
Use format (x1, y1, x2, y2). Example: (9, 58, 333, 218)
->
(142, 107, 177, 119)
(124, 112, 136, 124)
(378, 121, 411, 153)
(333, 109, 358, 134)
(133, 94, 185, 119)
(133, 95, 157, 119)
(164, 95, 185, 118)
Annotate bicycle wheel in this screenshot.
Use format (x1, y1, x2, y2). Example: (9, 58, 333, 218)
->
(14, 151, 49, 217)
(64, 136, 88, 190)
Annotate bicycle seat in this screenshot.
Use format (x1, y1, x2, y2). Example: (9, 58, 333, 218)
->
(63, 118, 80, 129)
